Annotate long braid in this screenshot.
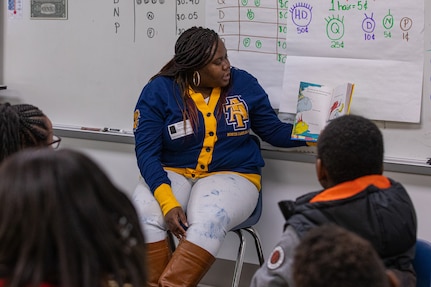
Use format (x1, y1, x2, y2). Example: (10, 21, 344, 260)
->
(151, 27, 231, 131)
(0, 103, 49, 163)
(0, 103, 21, 163)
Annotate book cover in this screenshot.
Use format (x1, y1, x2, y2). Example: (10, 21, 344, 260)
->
(291, 81, 354, 142)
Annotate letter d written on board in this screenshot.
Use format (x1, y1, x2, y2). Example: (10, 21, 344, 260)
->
(218, 9, 225, 20)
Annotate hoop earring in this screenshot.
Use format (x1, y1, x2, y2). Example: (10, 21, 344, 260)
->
(193, 71, 201, 87)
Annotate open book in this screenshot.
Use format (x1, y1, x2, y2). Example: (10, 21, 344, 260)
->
(291, 81, 354, 142)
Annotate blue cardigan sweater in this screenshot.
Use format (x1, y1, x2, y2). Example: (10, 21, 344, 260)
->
(133, 67, 305, 214)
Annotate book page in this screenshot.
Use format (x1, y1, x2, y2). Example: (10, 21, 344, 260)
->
(291, 82, 333, 142)
(327, 83, 353, 121)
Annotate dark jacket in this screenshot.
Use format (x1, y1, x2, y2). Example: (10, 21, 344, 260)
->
(283, 175, 417, 285)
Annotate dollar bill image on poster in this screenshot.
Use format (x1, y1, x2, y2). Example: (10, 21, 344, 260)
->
(31, 0, 67, 20)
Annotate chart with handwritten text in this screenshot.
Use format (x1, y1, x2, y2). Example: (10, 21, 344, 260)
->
(279, 0, 424, 123)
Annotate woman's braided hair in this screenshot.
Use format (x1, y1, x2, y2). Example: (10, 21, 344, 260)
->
(0, 103, 50, 163)
(151, 26, 231, 131)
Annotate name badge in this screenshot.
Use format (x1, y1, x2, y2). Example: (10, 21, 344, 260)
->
(168, 120, 193, 140)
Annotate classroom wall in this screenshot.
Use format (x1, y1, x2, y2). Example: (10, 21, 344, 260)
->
(59, 136, 431, 264)
(1, 1, 431, 163)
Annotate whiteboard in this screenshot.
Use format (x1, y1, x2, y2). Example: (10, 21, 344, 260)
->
(1, 0, 206, 131)
(1, 0, 431, 164)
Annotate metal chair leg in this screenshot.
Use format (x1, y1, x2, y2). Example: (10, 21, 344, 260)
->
(243, 226, 264, 265)
(231, 226, 265, 287)
(232, 229, 246, 287)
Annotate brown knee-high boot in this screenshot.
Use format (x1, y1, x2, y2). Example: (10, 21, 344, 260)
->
(146, 238, 172, 287)
(158, 239, 215, 287)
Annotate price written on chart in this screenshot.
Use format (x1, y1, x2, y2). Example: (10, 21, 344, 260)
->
(212, 1, 291, 64)
(288, 0, 415, 49)
(176, 0, 201, 35)
(110, 0, 204, 42)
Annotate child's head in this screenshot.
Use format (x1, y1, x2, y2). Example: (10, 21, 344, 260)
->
(0, 102, 53, 163)
(0, 148, 147, 287)
(317, 114, 384, 187)
(293, 224, 399, 287)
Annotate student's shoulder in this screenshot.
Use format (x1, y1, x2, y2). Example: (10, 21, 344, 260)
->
(260, 226, 299, 281)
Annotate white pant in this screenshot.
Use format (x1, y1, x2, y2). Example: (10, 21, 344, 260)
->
(132, 170, 259, 256)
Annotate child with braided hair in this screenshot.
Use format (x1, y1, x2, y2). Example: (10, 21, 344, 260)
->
(0, 102, 60, 164)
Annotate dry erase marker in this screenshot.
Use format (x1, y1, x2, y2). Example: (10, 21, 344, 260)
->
(103, 127, 127, 133)
(81, 126, 103, 132)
